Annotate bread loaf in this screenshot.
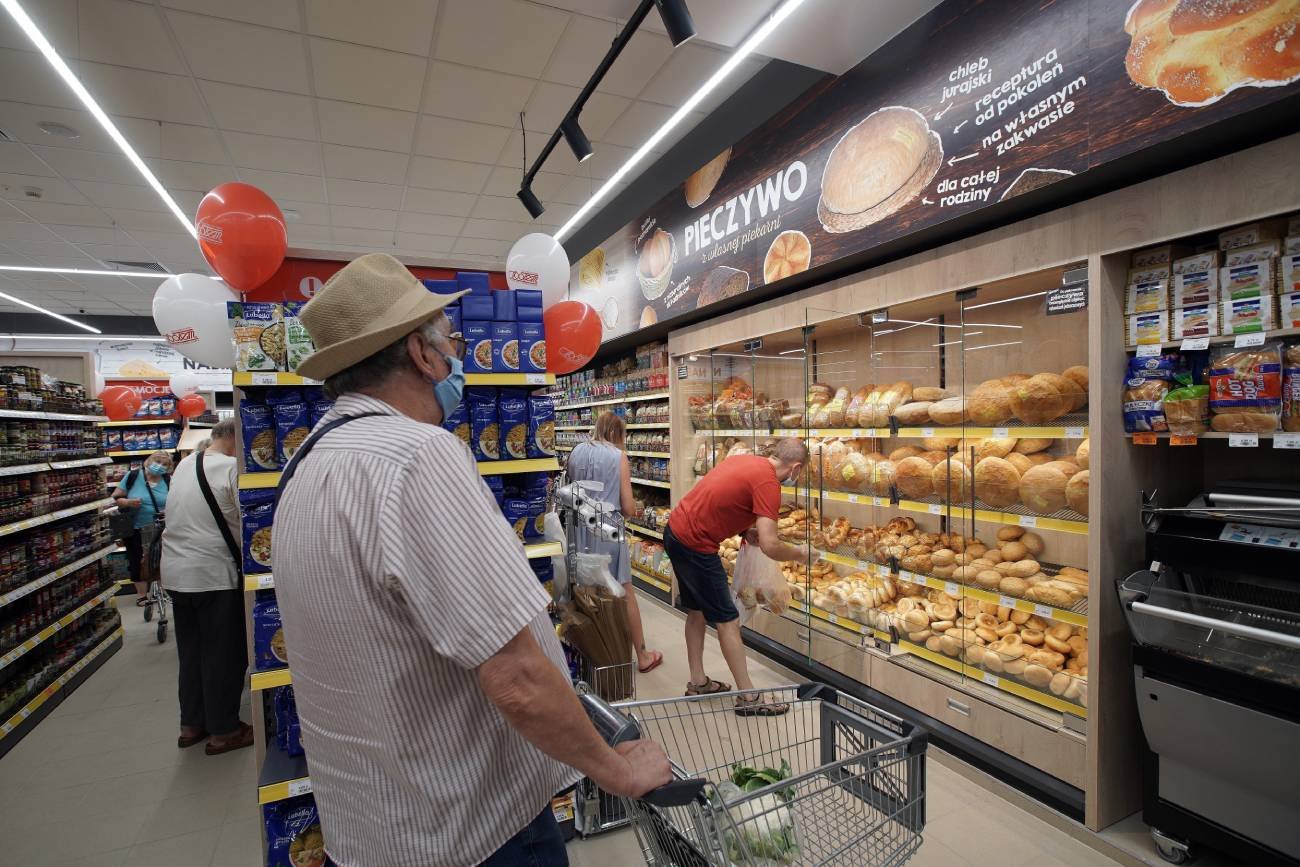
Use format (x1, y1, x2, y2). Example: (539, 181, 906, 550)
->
(844, 385, 874, 426)
(928, 397, 967, 425)
(976, 437, 1017, 460)
(1019, 464, 1071, 514)
(913, 386, 951, 402)
(931, 457, 971, 502)
(893, 401, 933, 424)
(1010, 374, 1069, 423)
(974, 457, 1021, 507)
(1005, 452, 1034, 475)
(895, 456, 934, 499)
(1285, 345, 1300, 432)
(1066, 469, 1089, 516)
(871, 381, 913, 426)
(1075, 438, 1090, 469)
(1013, 437, 1053, 454)
(889, 445, 924, 462)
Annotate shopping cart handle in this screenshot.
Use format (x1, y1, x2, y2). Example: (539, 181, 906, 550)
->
(639, 778, 706, 808)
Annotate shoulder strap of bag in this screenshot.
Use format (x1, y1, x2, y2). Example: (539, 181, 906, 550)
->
(274, 413, 385, 509)
(196, 449, 242, 573)
(142, 469, 161, 515)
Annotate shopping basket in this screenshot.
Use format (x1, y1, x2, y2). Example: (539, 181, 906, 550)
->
(580, 683, 928, 866)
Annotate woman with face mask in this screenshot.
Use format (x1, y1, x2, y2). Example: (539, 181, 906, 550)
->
(112, 449, 173, 605)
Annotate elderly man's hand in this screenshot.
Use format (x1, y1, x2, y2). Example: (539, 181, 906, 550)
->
(607, 739, 672, 798)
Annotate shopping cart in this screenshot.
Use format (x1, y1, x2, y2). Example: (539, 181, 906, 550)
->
(138, 521, 169, 644)
(574, 657, 637, 836)
(581, 683, 927, 866)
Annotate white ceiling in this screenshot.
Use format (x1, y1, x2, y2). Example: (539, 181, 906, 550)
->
(0, 0, 937, 319)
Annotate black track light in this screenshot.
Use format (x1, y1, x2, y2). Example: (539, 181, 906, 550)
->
(560, 116, 593, 163)
(655, 0, 695, 47)
(517, 185, 544, 219)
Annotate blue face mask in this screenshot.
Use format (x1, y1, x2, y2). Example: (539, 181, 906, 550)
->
(147, 463, 167, 476)
(433, 352, 465, 419)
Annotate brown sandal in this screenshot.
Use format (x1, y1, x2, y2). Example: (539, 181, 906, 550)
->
(205, 723, 254, 755)
(735, 695, 790, 717)
(685, 677, 732, 696)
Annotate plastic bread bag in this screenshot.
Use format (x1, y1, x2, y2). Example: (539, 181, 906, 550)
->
(1283, 342, 1300, 433)
(1208, 342, 1282, 433)
(1163, 384, 1210, 436)
(732, 542, 790, 618)
(1122, 353, 1184, 433)
(575, 551, 624, 598)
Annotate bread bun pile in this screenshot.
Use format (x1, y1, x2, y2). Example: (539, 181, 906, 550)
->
(869, 367, 1087, 427)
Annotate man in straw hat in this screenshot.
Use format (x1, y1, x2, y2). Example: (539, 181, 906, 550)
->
(273, 254, 669, 867)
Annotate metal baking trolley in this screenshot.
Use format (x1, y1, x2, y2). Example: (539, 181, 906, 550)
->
(582, 683, 928, 866)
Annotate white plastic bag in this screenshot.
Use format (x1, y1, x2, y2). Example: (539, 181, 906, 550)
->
(544, 511, 569, 599)
(575, 551, 625, 598)
(732, 543, 788, 623)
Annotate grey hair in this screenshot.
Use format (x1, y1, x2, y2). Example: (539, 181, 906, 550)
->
(323, 314, 447, 400)
(147, 450, 173, 468)
(773, 437, 809, 465)
(210, 418, 237, 441)
(194, 438, 212, 452)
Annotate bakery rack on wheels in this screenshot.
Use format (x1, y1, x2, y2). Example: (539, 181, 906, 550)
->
(581, 683, 928, 866)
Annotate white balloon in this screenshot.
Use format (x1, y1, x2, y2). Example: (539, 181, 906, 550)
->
(506, 232, 569, 308)
(151, 273, 239, 368)
(169, 370, 202, 397)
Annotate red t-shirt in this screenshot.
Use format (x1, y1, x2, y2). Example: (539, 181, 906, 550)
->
(669, 455, 782, 553)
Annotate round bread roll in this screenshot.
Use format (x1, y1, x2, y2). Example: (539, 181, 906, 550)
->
(931, 457, 971, 502)
(931, 563, 956, 578)
(1020, 464, 1070, 514)
(1024, 664, 1054, 688)
(893, 401, 933, 424)
(1021, 628, 1045, 646)
(1005, 452, 1034, 475)
(926, 634, 944, 653)
(1009, 375, 1068, 424)
(919, 450, 950, 465)
(1018, 531, 1044, 556)
(1042, 459, 1080, 476)
(928, 397, 967, 426)
(1044, 633, 1072, 655)
(1049, 671, 1072, 696)
(1062, 365, 1088, 397)
(1075, 438, 1090, 469)
(1000, 540, 1029, 560)
(1066, 469, 1089, 516)
(976, 437, 1017, 460)
(975, 570, 1002, 590)
(1013, 438, 1053, 454)
(869, 460, 896, 497)
(912, 386, 950, 402)
(966, 542, 989, 557)
(903, 609, 930, 632)
(1001, 373, 1031, 385)
(997, 526, 1024, 541)
(999, 575, 1029, 596)
(895, 456, 935, 499)
(967, 386, 1014, 426)
(1039, 372, 1085, 413)
(1024, 452, 1054, 466)
(838, 451, 873, 492)
(983, 549, 1005, 564)
(973, 456, 1020, 507)
(930, 548, 956, 567)
(921, 437, 960, 452)
(1004, 657, 1029, 676)
(889, 445, 925, 462)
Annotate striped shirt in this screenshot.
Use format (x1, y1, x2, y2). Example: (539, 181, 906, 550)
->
(273, 393, 578, 867)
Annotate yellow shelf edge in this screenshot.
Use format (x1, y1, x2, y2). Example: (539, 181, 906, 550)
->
(0, 585, 117, 671)
(0, 545, 117, 609)
(0, 627, 122, 738)
(626, 524, 663, 540)
(239, 472, 283, 489)
(244, 573, 275, 591)
(626, 423, 670, 430)
(96, 419, 178, 427)
(232, 372, 316, 387)
(465, 373, 555, 386)
(0, 498, 113, 539)
(106, 450, 160, 457)
(627, 451, 670, 458)
(524, 541, 561, 559)
(898, 640, 1086, 717)
(631, 567, 671, 593)
(250, 668, 293, 691)
(630, 477, 670, 489)
(258, 776, 311, 805)
(476, 458, 560, 476)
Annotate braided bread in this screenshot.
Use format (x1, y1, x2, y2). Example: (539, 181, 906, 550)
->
(1124, 0, 1300, 106)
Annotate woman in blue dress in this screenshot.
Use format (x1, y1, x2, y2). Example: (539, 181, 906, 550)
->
(111, 450, 172, 606)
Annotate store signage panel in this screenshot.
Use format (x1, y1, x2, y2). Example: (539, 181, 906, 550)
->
(572, 0, 1300, 342)
(97, 342, 231, 391)
(243, 257, 507, 303)
(1046, 281, 1088, 315)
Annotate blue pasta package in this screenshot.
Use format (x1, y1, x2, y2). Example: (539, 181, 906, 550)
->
(252, 591, 286, 670)
(240, 400, 280, 471)
(467, 387, 498, 461)
(274, 400, 310, 465)
(273, 685, 304, 758)
(264, 795, 330, 867)
(242, 497, 275, 576)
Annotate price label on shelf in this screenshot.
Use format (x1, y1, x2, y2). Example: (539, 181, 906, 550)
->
(851, 429, 866, 437)
(927, 504, 943, 515)
(1170, 435, 1198, 446)
(1274, 433, 1300, 450)
(1017, 515, 1038, 528)
(524, 373, 548, 385)
(287, 779, 312, 797)
(256, 574, 274, 589)
(1179, 337, 1209, 351)
(944, 581, 959, 596)
(1065, 427, 1085, 439)
(898, 571, 916, 585)
(1234, 332, 1266, 348)
(1228, 433, 1259, 448)
(1033, 604, 1054, 618)
(1132, 432, 1157, 445)
(991, 427, 1010, 438)
(1135, 343, 1162, 357)
(826, 613, 839, 625)
(981, 672, 999, 687)
(873, 496, 890, 507)
(250, 372, 279, 386)
(998, 595, 1016, 609)
(920, 427, 936, 437)
(846, 494, 860, 504)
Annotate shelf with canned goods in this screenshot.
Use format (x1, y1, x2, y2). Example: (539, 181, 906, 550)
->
(0, 627, 122, 744)
(631, 477, 671, 489)
(95, 419, 178, 427)
(476, 458, 560, 476)
(0, 498, 113, 539)
(0, 544, 117, 609)
(250, 667, 292, 691)
(0, 409, 108, 423)
(0, 585, 118, 672)
(244, 573, 275, 591)
(258, 740, 311, 805)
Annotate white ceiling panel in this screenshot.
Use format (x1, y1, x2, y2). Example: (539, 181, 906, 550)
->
(331, 227, 395, 247)
(0, 49, 81, 109)
(548, 22, 674, 101)
(582, 141, 633, 179)
(423, 63, 536, 129)
(305, 0, 439, 57)
(395, 233, 455, 254)
(0, 173, 88, 205)
(10, 201, 114, 227)
(278, 200, 331, 225)
(29, 147, 146, 185)
(460, 218, 533, 242)
(224, 131, 322, 174)
(70, 180, 165, 212)
(400, 187, 478, 217)
(107, 208, 188, 232)
(120, 229, 194, 249)
(77, 64, 209, 125)
(150, 122, 230, 165)
(413, 116, 511, 164)
(552, 173, 603, 207)
(524, 83, 628, 141)
(397, 211, 464, 236)
(198, 81, 317, 139)
(0, 142, 55, 178)
(0, 102, 123, 154)
(76, 244, 156, 264)
(601, 100, 676, 149)
(238, 169, 326, 203)
(406, 156, 492, 194)
(452, 236, 509, 257)
(43, 224, 136, 245)
(435, 0, 569, 78)
(166, 11, 312, 94)
(145, 159, 234, 193)
(482, 166, 565, 200)
(638, 42, 730, 107)
(160, 0, 301, 31)
(470, 195, 531, 221)
(310, 39, 426, 112)
(330, 204, 397, 231)
(322, 144, 409, 185)
(500, 129, 580, 176)
(77, 0, 186, 74)
(0, 215, 57, 242)
(325, 178, 402, 209)
(0, 0, 78, 56)
(316, 100, 416, 153)
(287, 224, 333, 244)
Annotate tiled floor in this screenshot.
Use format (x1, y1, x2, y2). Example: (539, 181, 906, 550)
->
(0, 591, 1182, 866)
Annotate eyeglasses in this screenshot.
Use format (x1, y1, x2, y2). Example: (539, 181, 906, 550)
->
(446, 333, 468, 361)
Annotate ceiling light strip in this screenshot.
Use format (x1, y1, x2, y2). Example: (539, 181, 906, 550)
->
(0, 0, 196, 240)
(3, 334, 164, 342)
(554, 0, 808, 242)
(0, 291, 101, 334)
(0, 265, 172, 278)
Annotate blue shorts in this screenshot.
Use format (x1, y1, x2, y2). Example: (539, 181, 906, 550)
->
(664, 523, 738, 625)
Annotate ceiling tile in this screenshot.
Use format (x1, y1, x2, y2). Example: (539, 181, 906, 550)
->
(287, 224, 333, 244)
(397, 212, 464, 235)
(77, 0, 185, 74)
(316, 100, 416, 153)
(524, 83, 628, 141)
(224, 131, 322, 174)
(452, 236, 508, 257)
(278, 200, 331, 224)
(77, 64, 209, 125)
(145, 159, 233, 193)
(582, 142, 632, 179)
(322, 145, 408, 185)
(482, 167, 565, 200)
(406, 156, 492, 193)
(470, 195, 531, 221)
(172, 189, 204, 214)
(70, 181, 164, 212)
(198, 81, 316, 139)
(160, 0, 301, 30)
(552, 173, 602, 206)
(0, 143, 55, 178)
(500, 129, 579, 175)
(325, 178, 402, 209)
(330, 205, 397, 231)
(0, 215, 56, 242)
(423, 62, 535, 128)
(310, 39, 426, 112)
(44, 224, 136, 245)
(413, 116, 510, 164)
(0, 238, 85, 260)
(460, 218, 532, 242)
(28, 147, 140, 184)
(639, 42, 729, 107)
(435, 0, 568, 78)
(696, 57, 766, 115)
(395, 233, 455, 254)
(10, 201, 113, 227)
(543, 18, 674, 99)
(167, 11, 311, 94)
(305, 0, 439, 57)
(0, 172, 88, 205)
(332, 227, 396, 247)
(400, 187, 477, 217)
(126, 229, 196, 249)
(0, 102, 122, 155)
(601, 100, 675, 148)
(0, 0, 78, 56)
(108, 208, 189, 232)
(154, 123, 229, 165)
(238, 169, 326, 203)
(0, 49, 81, 110)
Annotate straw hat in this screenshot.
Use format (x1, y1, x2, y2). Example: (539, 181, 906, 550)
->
(297, 253, 466, 381)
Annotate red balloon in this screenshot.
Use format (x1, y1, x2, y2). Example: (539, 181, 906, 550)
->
(99, 386, 142, 422)
(177, 394, 206, 419)
(195, 182, 287, 292)
(543, 301, 602, 374)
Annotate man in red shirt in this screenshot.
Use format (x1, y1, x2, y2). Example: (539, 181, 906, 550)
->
(664, 438, 810, 715)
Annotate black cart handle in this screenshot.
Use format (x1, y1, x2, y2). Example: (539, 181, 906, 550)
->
(578, 691, 706, 808)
